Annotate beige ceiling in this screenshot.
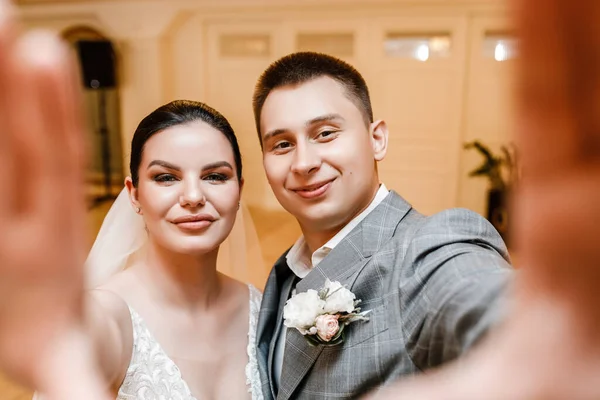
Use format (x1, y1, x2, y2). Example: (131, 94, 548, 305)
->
(15, 0, 146, 4)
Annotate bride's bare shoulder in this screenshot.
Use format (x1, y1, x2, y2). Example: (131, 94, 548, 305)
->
(87, 283, 134, 390)
(89, 287, 131, 326)
(219, 274, 261, 305)
(91, 269, 139, 322)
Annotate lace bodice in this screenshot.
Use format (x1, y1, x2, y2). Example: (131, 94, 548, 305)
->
(116, 284, 263, 400)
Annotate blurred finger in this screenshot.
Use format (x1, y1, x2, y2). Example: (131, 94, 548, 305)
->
(23, 32, 88, 230)
(516, 0, 600, 176)
(49, 42, 88, 228)
(556, 0, 600, 157)
(0, 0, 18, 223)
(52, 45, 90, 273)
(11, 31, 70, 215)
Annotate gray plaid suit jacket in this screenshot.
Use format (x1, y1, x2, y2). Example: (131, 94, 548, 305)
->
(256, 191, 512, 399)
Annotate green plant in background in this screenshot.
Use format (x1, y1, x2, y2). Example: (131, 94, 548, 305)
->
(464, 140, 519, 244)
(464, 140, 518, 191)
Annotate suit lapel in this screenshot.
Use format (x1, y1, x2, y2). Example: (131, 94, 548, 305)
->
(267, 273, 296, 393)
(277, 191, 413, 399)
(257, 251, 294, 400)
(277, 326, 326, 400)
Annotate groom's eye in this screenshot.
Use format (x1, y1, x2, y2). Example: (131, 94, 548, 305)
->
(273, 141, 292, 150)
(316, 130, 338, 140)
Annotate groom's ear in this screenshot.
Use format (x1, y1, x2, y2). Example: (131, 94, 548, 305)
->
(370, 119, 389, 162)
(124, 177, 141, 211)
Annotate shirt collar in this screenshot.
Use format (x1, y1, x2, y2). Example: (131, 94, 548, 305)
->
(286, 183, 389, 278)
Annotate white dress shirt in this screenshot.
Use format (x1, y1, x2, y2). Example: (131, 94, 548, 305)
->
(272, 184, 390, 389)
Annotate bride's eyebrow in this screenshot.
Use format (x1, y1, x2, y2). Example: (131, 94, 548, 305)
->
(147, 160, 180, 171)
(202, 161, 233, 171)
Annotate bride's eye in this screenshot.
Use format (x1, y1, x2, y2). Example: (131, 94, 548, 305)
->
(154, 174, 178, 183)
(204, 173, 229, 182)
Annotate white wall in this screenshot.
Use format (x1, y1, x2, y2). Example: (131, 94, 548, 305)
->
(17, 0, 516, 216)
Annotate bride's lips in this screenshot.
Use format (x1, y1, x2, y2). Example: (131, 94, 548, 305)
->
(291, 179, 335, 199)
(172, 214, 215, 230)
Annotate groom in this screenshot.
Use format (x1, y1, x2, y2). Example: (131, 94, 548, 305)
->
(254, 52, 512, 399)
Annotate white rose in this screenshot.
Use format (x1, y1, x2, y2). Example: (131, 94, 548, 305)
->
(323, 280, 356, 314)
(283, 289, 325, 334)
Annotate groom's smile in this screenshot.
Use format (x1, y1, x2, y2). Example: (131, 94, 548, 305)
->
(290, 178, 335, 199)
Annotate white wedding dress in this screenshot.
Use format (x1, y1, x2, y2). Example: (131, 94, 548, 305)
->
(117, 284, 263, 400)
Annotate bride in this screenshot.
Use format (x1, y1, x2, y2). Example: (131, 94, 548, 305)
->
(0, 3, 267, 395)
(34, 98, 266, 399)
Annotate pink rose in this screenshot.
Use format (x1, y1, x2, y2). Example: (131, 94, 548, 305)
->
(315, 314, 340, 342)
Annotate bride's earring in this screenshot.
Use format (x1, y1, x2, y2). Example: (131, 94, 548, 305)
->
(237, 202, 240, 210)
(135, 206, 141, 214)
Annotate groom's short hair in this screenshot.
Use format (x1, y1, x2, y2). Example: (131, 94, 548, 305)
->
(252, 51, 374, 144)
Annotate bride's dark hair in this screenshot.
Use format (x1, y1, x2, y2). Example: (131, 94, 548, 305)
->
(129, 100, 243, 186)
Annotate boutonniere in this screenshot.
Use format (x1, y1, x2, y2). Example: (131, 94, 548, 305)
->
(283, 279, 370, 346)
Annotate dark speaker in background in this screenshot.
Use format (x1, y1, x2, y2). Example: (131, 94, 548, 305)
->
(75, 40, 116, 89)
(76, 39, 118, 208)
